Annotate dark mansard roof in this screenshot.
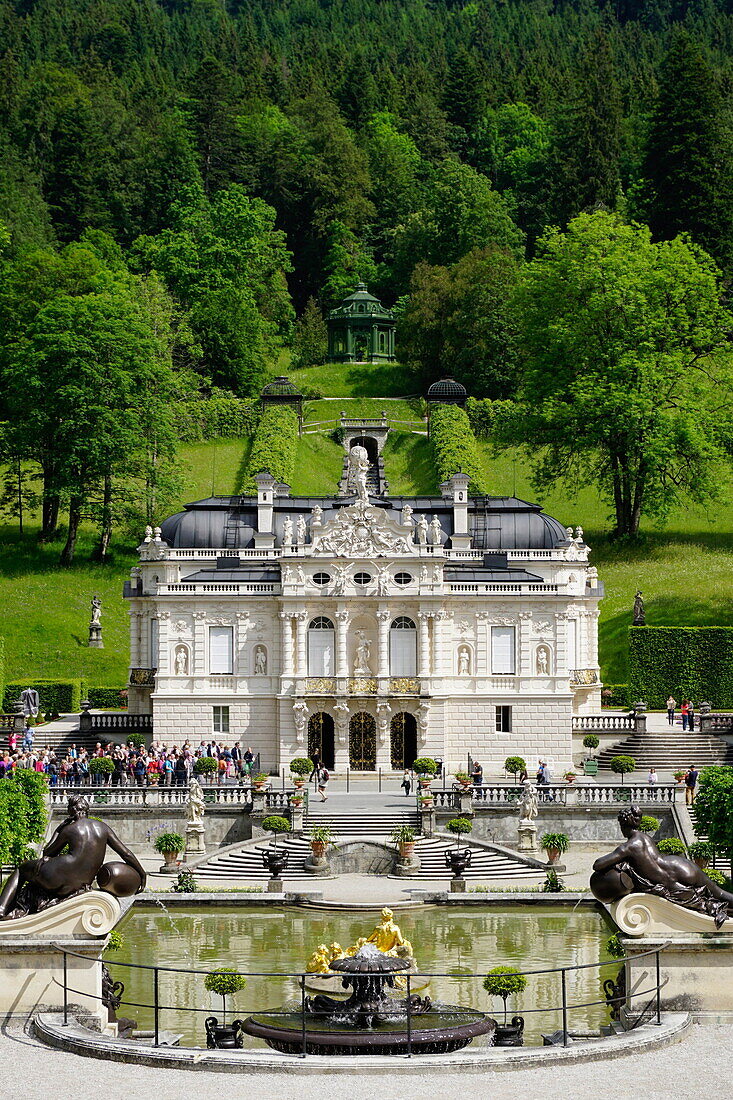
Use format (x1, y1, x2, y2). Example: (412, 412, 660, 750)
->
(159, 494, 569, 554)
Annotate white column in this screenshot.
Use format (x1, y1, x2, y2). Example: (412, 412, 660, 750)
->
(377, 608, 390, 684)
(418, 612, 431, 677)
(193, 612, 207, 675)
(335, 610, 350, 677)
(476, 612, 488, 677)
(590, 610, 600, 668)
(157, 611, 170, 674)
(130, 611, 142, 666)
(432, 612, 445, 678)
(280, 612, 294, 677)
(295, 613, 307, 677)
(554, 612, 569, 676)
(519, 611, 533, 677)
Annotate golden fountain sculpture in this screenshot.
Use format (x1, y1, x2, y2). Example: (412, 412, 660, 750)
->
(306, 909, 416, 986)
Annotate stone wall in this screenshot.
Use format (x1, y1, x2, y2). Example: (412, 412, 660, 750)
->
(50, 804, 252, 852)
(442, 695, 574, 773)
(436, 804, 677, 846)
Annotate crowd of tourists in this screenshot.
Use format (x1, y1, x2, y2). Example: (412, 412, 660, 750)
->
(0, 731, 259, 786)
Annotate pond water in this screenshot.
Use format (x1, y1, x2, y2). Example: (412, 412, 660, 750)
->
(111, 904, 615, 1048)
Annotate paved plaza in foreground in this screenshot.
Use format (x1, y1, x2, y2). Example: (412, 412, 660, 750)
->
(0, 1022, 726, 1100)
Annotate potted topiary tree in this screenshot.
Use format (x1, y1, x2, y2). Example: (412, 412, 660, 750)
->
(390, 824, 416, 861)
(689, 841, 714, 869)
(582, 734, 599, 759)
(657, 838, 687, 855)
(413, 757, 438, 789)
(289, 757, 312, 790)
(194, 756, 218, 783)
(204, 968, 247, 1049)
(483, 966, 527, 1046)
(540, 832, 569, 866)
(261, 814, 291, 881)
(504, 756, 527, 784)
(89, 756, 114, 785)
(444, 817, 473, 879)
(154, 831, 185, 871)
(610, 755, 635, 785)
(639, 815, 660, 835)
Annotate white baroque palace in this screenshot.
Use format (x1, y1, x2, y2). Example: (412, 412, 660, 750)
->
(125, 468, 602, 773)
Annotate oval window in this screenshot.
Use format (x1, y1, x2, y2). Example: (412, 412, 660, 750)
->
(353, 572, 372, 586)
(394, 572, 412, 586)
(313, 572, 331, 586)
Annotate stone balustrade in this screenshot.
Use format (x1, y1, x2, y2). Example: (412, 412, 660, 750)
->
(47, 784, 298, 809)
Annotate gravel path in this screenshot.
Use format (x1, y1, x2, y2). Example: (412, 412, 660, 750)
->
(0, 1021, 727, 1100)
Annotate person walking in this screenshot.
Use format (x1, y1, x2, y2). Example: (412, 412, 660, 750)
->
(647, 767, 658, 785)
(681, 700, 690, 731)
(309, 750, 321, 784)
(688, 701, 695, 732)
(685, 764, 699, 805)
(317, 764, 330, 801)
(666, 696, 676, 726)
(471, 761, 484, 793)
(400, 768, 413, 797)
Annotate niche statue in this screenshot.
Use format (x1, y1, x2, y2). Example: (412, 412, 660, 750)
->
(0, 794, 146, 920)
(590, 804, 733, 928)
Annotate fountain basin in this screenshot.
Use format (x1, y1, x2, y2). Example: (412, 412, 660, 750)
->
(243, 1009, 495, 1055)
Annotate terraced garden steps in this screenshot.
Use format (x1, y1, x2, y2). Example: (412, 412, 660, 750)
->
(597, 731, 733, 770)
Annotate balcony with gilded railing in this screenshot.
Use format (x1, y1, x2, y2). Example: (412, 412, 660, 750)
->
(303, 676, 421, 696)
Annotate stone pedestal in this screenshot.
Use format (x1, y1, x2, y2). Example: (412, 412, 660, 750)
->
(268, 877, 284, 893)
(88, 622, 103, 649)
(185, 827, 206, 856)
(450, 878, 467, 893)
(518, 820, 538, 852)
(0, 892, 121, 1028)
(393, 854, 421, 877)
(304, 854, 330, 877)
(290, 804, 305, 835)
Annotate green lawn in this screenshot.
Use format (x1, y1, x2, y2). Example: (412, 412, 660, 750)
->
(290, 433, 345, 495)
(290, 361, 418, 398)
(0, 438, 248, 688)
(303, 396, 423, 428)
(476, 442, 733, 684)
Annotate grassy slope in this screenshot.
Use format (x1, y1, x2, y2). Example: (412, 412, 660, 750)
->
(0, 438, 248, 687)
(476, 443, 733, 684)
(292, 361, 418, 398)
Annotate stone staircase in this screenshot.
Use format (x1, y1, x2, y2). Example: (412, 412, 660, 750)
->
(303, 808, 421, 837)
(192, 827, 542, 883)
(596, 730, 733, 771)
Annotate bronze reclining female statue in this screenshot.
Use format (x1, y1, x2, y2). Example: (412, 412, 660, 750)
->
(0, 793, 146, 920)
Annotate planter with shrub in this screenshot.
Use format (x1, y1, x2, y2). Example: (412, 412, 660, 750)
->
(639, 815, 660, 834)
(204, 968, 247, 1048)
(413, 757, 438, 788)
(194, 756, 218, 780)
(390, 824, 416, 860)
(689, 841, 714, 869)
(89, 757, 114, 782)
(504, 756, 526, 784)
(582, 734, 599, 758)
(289, 756, 312, 789)
(610, 755, 635, 784)
(657, 837, 687, 855)
(154, 831, 185, 870)
(482, 967, 527, 1046)
(540, 832, 569, 866)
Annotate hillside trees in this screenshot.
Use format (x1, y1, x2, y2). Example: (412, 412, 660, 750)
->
(636, 30, 733, 267)
(397, 247, 519, 397)
(134, 186, 293, 394)
(0, 233, 189, 561)
(510, 212, 733, 539)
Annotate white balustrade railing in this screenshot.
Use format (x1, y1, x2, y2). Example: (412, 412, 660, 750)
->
(48, 784, 297, 809)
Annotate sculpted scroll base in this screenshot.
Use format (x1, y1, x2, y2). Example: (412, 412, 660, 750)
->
(611, 892, 732, 937)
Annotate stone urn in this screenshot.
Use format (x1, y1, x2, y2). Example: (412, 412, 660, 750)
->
(205, 1016, 244, 1049)
(445, 847, 472, 879)
(493, 1015, 525, 1047)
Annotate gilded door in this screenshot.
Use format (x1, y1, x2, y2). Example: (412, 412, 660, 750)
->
(349, 712, 376, 771)
(308, 712, 335, 770)
(390, 712, 417, 770)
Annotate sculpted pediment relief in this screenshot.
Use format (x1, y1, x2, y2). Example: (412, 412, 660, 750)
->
(312, 500, 415, 558)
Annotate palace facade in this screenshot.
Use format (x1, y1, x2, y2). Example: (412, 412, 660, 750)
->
(125, 470, 602, 774)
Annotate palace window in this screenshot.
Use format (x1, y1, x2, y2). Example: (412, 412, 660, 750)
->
(313, 572, 331, 586)
(353, 572, 372, 586)
(213, 705, 230, 735)
(209, 626, 233, 674)
(490, 626, 516, 675)
(495, 706, 512, 733)
(308, 617, 335, 676)
(394, 572, 412, 586)
(390, 617, 417, 676)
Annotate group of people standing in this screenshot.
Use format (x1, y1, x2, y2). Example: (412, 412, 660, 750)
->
(666, 696, 697, 730)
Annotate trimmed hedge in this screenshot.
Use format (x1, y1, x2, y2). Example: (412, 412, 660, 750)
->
(428, 404, 485, 494)
(465, 397, 518, 441)
(601, 683, 629, 708)
(3, 679, 86, 715)
(87, 687, 127, 709)
(240, 406, 299, 492)
(171, 393, 259, 443)
(629, 628, 733, 709)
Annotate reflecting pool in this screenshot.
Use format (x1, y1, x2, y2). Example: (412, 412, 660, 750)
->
(111, 904, 615, 1048)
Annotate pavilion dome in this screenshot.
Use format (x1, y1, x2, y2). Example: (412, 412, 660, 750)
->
(261, 376, 301, 398)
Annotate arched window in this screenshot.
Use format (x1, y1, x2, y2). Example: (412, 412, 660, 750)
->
(390, 617, 417, 677)
(308, 617, 334, 676)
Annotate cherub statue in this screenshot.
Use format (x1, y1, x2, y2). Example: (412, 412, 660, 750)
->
(518, 778, 538, 823)
(306, 944, 332, 974)
(329, 942, 345, 963)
